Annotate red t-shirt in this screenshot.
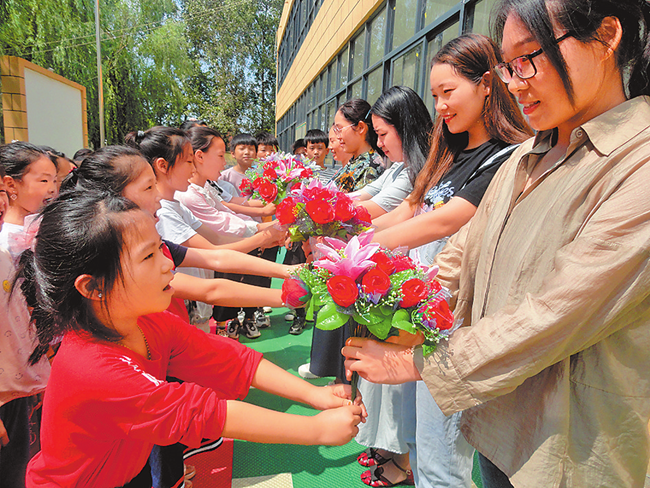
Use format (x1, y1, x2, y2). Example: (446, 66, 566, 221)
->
(27, 311, 262, 487)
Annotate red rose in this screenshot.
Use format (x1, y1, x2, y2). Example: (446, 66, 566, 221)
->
(263, 161, 279, 170)
(428, 280, 442, 294)
(252, 177, 263, 189)
(362, 268, 391, 296)
(432, 299, 453, 330)
(419, 298, 453, 330)
(304, 187, 332, 200)
(327, 275, 359, 307)
(276, 197, 297, 224)
(371, 252, 396, 275)
(334, 195, 355, 221)
(399, 278, 428, 308)
(355, 205, 372, 225)
(258, 180, 278, 203)
(301, 168, 313, 178)
(393, 255, 416, 272)
(306, 199, 335, 224)
(239, 178, 252, 192)
(281, 276, 311, 308)
(263, 168, 277, 179)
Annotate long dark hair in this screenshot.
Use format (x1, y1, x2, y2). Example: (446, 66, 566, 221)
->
(410, 34, 533, 205)
(15, 192, 143, 364)
(493, 0, 650, 101)
(125, 126, 190, 172)
(337, 98, 381, 155)
(370, 86, 433, 185)
(61, 145, 146, 194)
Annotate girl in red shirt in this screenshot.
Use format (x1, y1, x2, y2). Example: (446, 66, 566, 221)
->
(17, 191, 365, 487)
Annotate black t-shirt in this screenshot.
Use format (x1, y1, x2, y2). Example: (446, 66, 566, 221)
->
(423, 139, 517, 209)
(162, 239, 188, 268)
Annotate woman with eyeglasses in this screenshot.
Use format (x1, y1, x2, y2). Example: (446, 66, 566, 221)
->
(343, 0, 650, 486)
(329, 98, 385, 193)
(365, 34, 531, 488)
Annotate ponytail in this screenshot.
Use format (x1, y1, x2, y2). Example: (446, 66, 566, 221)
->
(125, 126, 190, 171)
(14, 249, 51, 364)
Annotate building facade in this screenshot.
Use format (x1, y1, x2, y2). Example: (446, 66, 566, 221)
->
(275, 0, 498, 152)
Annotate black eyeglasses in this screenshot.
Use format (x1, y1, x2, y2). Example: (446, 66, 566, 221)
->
(494, 32, 573, 83)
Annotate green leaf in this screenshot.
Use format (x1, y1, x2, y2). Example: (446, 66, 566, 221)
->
(316, 300, 349, 330)
(367, 318, 393, 340)
(391, 309, 417, 334)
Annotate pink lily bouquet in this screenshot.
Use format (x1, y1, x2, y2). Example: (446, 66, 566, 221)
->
(239, 152, 318, 205)
(275, 179, 372, 242)
(281, 231, 456, 357)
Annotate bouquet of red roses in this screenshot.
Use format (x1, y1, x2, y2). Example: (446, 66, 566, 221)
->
(239, 152, 317, 205)
(275, 179, 372, 242)
(281, 231, 456, 356)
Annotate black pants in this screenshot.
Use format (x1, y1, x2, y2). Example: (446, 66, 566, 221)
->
(212, 246, 278, 321)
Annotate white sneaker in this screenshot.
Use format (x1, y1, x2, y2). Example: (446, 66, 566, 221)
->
(263, 306, 273, 313)
(298, 362, 320, 379)
(284, 312, 295, 321)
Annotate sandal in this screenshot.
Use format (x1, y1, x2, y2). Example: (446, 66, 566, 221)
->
(357, 448, 393, 467)
(361, 459, 415, 487)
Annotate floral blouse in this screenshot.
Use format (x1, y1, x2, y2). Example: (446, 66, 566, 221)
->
(329, 150, 384, 193)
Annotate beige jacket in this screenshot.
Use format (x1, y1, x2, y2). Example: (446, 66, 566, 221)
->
(416, 96, 650, 488)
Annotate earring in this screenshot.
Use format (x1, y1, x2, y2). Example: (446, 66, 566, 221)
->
(98, 293, 103, 298)
(10, 194, 16, 200)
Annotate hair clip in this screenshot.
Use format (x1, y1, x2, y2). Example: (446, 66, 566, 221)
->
(365, 109, 372, 120)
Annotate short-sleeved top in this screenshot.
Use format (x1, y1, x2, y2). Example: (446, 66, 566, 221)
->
(26, 311, 263, 487)
(329, 150, 384, 193)
(0, 247, 50, 406)
(175, 183, 258, 239)
(361, 162, 412, 212)
(410, 140, 517, 266)
(0, 222, 23, 257)
(219, 167, 247, 198)
(155, 199, 203, 245)
(162, 240, 187, 268)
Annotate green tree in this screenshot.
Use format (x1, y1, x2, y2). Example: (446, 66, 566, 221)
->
(0, 0, 194, 148)
(182, 0, 282, 136)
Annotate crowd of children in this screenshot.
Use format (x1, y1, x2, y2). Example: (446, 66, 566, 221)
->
(3, 0, 650, 486)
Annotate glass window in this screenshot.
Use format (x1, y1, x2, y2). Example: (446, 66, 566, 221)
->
(326, 101, 336, 129)
(351, 80, 362, 100)
(392, 44, 422, 91)
(368, 8, 386, 68)
(470, 0, 497, 35)
(392, 0, 418, 50)
(424, 0, 458, 26)
(328, 62, 336, 96)
(339, 47, 349, 88)
(367, 66, 383, 106)
(423, 23, 458, 110)
(351, 32, 366, 80)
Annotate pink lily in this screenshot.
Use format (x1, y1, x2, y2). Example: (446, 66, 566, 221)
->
(314, 233, 380, 280)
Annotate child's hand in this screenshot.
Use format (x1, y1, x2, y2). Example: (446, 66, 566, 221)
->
(261, 203, 277, 216)
(313, 405, 364, 445)
(309, 384, 368, 420)
(260, 224, 287, 248)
